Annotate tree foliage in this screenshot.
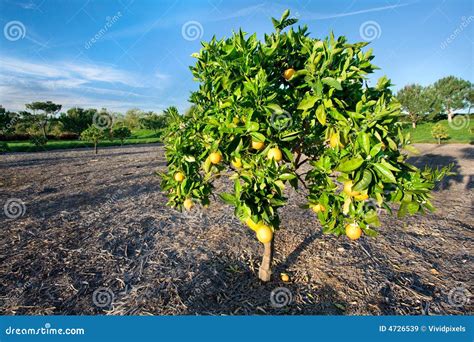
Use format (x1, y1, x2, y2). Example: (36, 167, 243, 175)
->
(433, 76, 471, 121)
(161, 9, 450, 259)
(81, 125, 105, 154)
(396, 84, 440, 127)
(59, 107, 96, 134)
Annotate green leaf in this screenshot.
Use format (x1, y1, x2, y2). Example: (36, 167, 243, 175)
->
(315, 104, 326, 125)
(337, 157, 365, 173)
(373, 163, 396, 183)
(297, 94, 319, 111)
(279, 173, 296, 180)
(219, 193, 238, 206)
(321, 77, 342, 90)
(250, 132, 266, 142)
(353, 169, 372, 191)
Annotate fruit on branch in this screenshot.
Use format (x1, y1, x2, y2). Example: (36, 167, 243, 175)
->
(283, 68, 295, 80)
(267, 147, 283, 161)
(183, 198, 193, 210)
(256, 224, 273, 243)
(345, 223, 362, 240)
(209, 151, 223, 164)
(174, 172, 185, 182)
(251, 140, 265, 150)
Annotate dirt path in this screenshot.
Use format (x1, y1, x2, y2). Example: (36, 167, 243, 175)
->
(0, 143, 472, 315)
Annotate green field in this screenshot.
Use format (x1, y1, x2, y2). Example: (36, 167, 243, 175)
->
(2, 119, 473, 153)
(401, 118, 473, 144)
(3, 129, 162, 153)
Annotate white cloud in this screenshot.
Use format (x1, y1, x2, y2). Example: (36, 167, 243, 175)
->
(0, 56, 172, 112)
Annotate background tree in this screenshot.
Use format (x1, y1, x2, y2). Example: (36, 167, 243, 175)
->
(25, 101, 62, 138)
(139, 112, 168, 133)
(0, 106, 19, 134)
(161, 11, 449, 281)
(59, 107, 96, 134)
(81, 125, 105, 154)
(123, 108, 144, 129)
(396, 84, 439, 128)
(433, 76, 471, 122)
(112, 126, 132, 145)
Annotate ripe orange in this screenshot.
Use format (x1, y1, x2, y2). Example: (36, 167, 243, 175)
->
(251, 140, 265, 150)
(281, 273, 290, 282)
(174, 172, 185, 182)
(256, 224, 273, 243)
(267, 147, 282, 162)
(245, 217, 259, 231)
(231, 158, 242, 169)
(209, 152, 222, 164)
(311, 203, 326, 213)
(283, 68, 295, 80)
(345, 223, 362, 240)
(183, 198, 193, 210)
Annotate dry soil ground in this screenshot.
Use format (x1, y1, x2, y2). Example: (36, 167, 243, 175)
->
(0, 143, 472, 315)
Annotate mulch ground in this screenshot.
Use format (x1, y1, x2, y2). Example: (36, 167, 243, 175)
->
(0, 143, 472, 315)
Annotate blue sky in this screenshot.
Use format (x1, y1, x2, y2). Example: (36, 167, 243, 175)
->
(0, 0, 472, 113)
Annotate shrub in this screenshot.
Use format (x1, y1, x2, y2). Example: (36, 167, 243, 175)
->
(112, 126, 132, 145)
(161, 11, 450, 281)
(0, 141, 9, 153)
(81, 125, 105, 154)
(431, 123, 449, 144)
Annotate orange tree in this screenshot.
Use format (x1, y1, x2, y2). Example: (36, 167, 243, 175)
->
(161, 11, 449, 281)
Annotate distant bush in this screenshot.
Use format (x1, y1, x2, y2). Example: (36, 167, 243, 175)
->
(58, 132, 80, 140)
(0, 141, 9, 153)
(0, 133, 31, 141)
(112, 126, 132, 145)
(30, 134, 48, 148)
(431, 123, 449, 144)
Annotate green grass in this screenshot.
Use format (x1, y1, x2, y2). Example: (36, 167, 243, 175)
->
(402, 118, 473, 144)
(4, 129, 162, 153)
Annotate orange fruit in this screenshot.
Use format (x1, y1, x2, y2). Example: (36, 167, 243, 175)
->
(256, 224, 273, 243)
(311, 204, 326, 213)
(209, 152, 222, 164)
(345, 223, 362, 240)
(174, 172, 185, 182)
(251, 140, 265, 150)
(281, 273, 290, 282)
(283, 68, 295, 80)
(183, 198, 193, 210)
(231, 158, 242, 169)
(267, 147, 282, 162)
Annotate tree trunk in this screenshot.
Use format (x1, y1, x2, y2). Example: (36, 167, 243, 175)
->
(447, 109, 453, 122)
(258, 239, 274, 282)
(412, 121, 416, 129)
(437, 138, 441, 145)
(94, 143, 98, 154)
(41, 121, 47, 139)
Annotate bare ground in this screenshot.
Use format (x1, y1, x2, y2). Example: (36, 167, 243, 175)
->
(0, 143, 472, 315)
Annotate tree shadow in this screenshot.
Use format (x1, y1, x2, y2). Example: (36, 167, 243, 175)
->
(179, 254, 346, 315)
